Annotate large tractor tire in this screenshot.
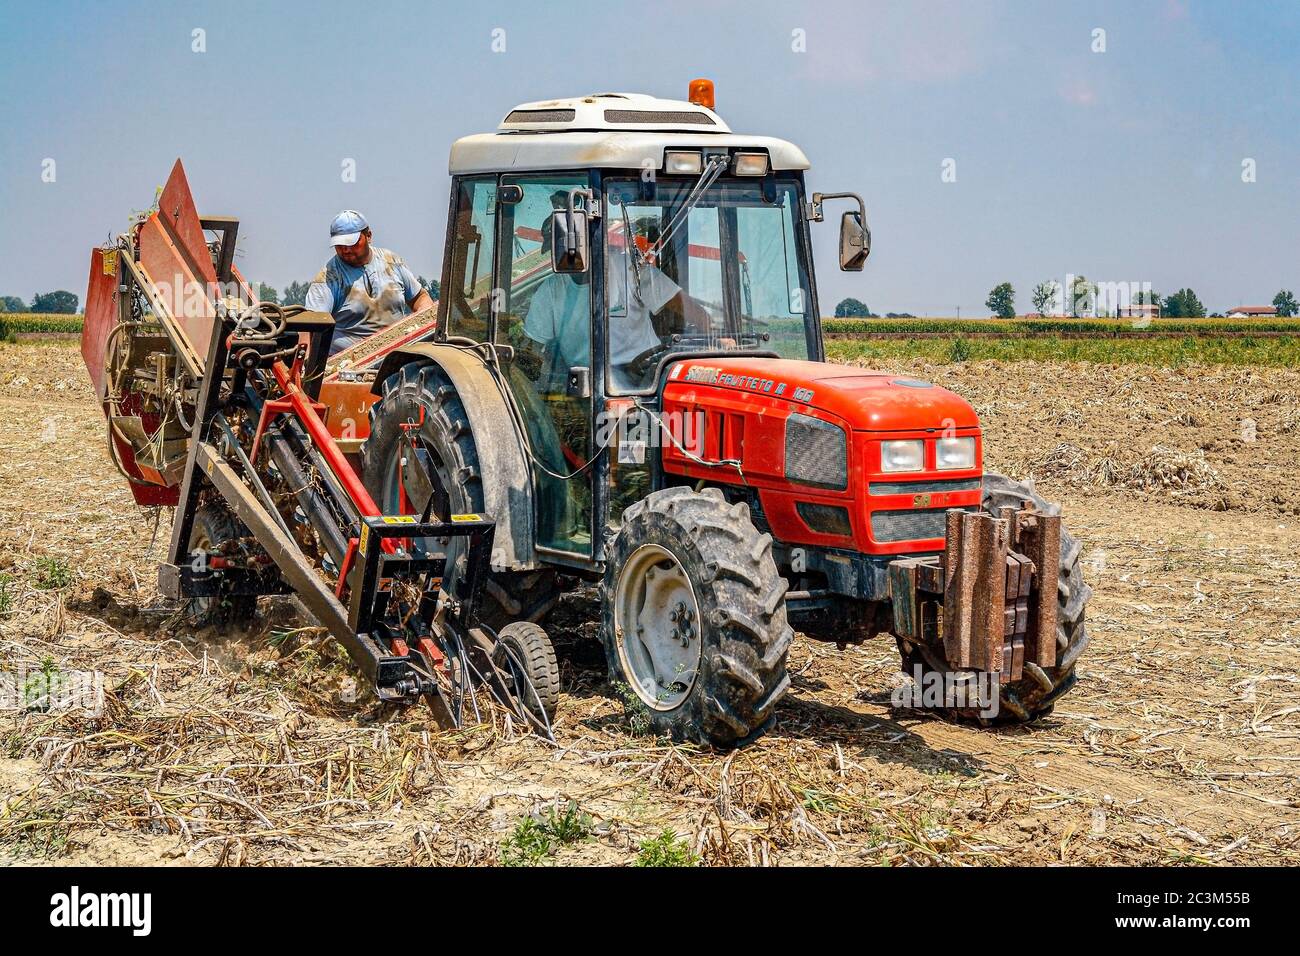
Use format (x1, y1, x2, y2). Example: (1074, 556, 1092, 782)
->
(186, 503, 257, 630)
(361, 361, 557, 630)
(601, 486, 793, 747)
(894, 472, 1091, 723)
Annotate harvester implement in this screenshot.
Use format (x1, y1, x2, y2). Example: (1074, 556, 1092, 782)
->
(82, 162, 556, 737)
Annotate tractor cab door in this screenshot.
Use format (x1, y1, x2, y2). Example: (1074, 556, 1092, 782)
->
(493, 173, 596, 559)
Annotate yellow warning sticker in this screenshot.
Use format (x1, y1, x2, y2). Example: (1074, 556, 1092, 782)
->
(359, 524, 370, 554)
(381, 515, 417, 525)
(451, 513, 482, 523)
(102, 249, 118, 276)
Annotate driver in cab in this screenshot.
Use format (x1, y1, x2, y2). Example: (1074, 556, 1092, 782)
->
(523, 213, 708, 392)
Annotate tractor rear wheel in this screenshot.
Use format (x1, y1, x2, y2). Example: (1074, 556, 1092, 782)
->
(894, 472, 1091, 723)
(601, 486, 793, 747)
(186, 503, 257, 630)
(362, 361, 558, 630)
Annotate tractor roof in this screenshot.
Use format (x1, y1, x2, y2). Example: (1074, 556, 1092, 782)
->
(448, 92, 810, 175)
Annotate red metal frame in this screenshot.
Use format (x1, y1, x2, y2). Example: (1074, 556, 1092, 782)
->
(269, 359, 382, 517)
(258, 359, 415, 658)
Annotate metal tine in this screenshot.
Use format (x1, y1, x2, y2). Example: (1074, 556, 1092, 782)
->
(460, 648, 556, 742)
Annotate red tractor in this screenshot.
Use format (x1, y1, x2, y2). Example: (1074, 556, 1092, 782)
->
(359, 83, 1091, 744)
(83, 82, 1089, 746)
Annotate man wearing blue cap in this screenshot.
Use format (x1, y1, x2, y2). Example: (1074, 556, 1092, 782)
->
(305, 210, 435, 354)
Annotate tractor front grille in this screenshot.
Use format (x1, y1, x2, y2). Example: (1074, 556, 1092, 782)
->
(784, 414, 847, 490)
(871, 506, 978, 543)
(868, 477, 982, 496)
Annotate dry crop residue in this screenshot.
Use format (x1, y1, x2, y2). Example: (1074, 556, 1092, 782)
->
(1, 343, 1297, 866)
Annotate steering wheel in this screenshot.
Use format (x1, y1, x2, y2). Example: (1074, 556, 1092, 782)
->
(626, 343, 672, 379)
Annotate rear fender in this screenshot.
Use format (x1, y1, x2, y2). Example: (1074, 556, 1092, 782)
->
(371, 344, 539, 571)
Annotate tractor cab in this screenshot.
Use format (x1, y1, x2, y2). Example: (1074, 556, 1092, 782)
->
(430, 85, 868, 562)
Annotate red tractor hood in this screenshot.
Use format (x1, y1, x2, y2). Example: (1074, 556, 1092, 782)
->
(667, 357, 979, 431)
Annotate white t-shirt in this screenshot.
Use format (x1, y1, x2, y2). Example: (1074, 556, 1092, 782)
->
(304, 247, 422, 354)
(523, 247, 682, 386)
(606, 247, 680, 365)
(522, 273, 591, 369)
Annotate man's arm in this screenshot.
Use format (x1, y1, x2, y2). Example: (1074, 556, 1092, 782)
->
(657, 290, 710, 334)
(396, 260, 434, 314)
(522, 277, 559, 346)
(305, 274, 335, 314)
(641, 265, 708, 334)
(411, 289, 434, 313)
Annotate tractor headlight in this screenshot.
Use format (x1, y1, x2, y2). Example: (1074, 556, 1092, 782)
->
(663, 150, 703, 175)
(880, 439, 924, 473)
(784, 413, 848, 490)
(733, 152, 770, 176)
(935, 436, 976, 470)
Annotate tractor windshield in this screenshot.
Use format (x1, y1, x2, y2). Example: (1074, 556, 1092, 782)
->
(603, 176, 814, 393)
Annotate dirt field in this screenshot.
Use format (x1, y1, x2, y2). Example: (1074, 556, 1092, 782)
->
(1, 340, 1297, 866)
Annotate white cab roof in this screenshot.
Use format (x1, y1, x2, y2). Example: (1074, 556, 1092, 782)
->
(449, 92, 811, 174)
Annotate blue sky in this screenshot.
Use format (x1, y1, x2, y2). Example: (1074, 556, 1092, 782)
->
(1, 0, 1296, 315)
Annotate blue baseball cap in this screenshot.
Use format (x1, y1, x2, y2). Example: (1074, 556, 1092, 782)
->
(329, 209, 369, 247)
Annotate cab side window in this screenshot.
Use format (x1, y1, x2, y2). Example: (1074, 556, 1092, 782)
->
(443, 176, 497, 341)
(495, 174, 594, 555)
(496, 175, 591, 387)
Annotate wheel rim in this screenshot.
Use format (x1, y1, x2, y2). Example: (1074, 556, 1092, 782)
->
(614, 544, 703, 711)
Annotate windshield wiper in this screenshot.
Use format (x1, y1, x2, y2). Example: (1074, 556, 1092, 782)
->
(645, 154, 728, 266)
(617, 196, 647, 306)
(617, 155, 731, 334)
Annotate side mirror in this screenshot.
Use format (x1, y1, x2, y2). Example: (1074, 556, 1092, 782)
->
(809, 192, 871, 272)
(551, 189, 592, 274)
(839, 210, 870, 272)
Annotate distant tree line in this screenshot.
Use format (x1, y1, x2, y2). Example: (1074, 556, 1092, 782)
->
(3, 275, 451, 317)
(833, 282, 1296, 320)
(831, 297, 915, 319)
(0, 291, 80, 313)
(3, 275, 1290, 324)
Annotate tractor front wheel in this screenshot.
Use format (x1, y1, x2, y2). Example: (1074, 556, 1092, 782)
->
(601, 487, 793, 747)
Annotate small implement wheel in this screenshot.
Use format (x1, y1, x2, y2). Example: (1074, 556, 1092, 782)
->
(601, 486, 792, 747)
(186, 504, 257, 630)
(493, 621, 560, 725)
